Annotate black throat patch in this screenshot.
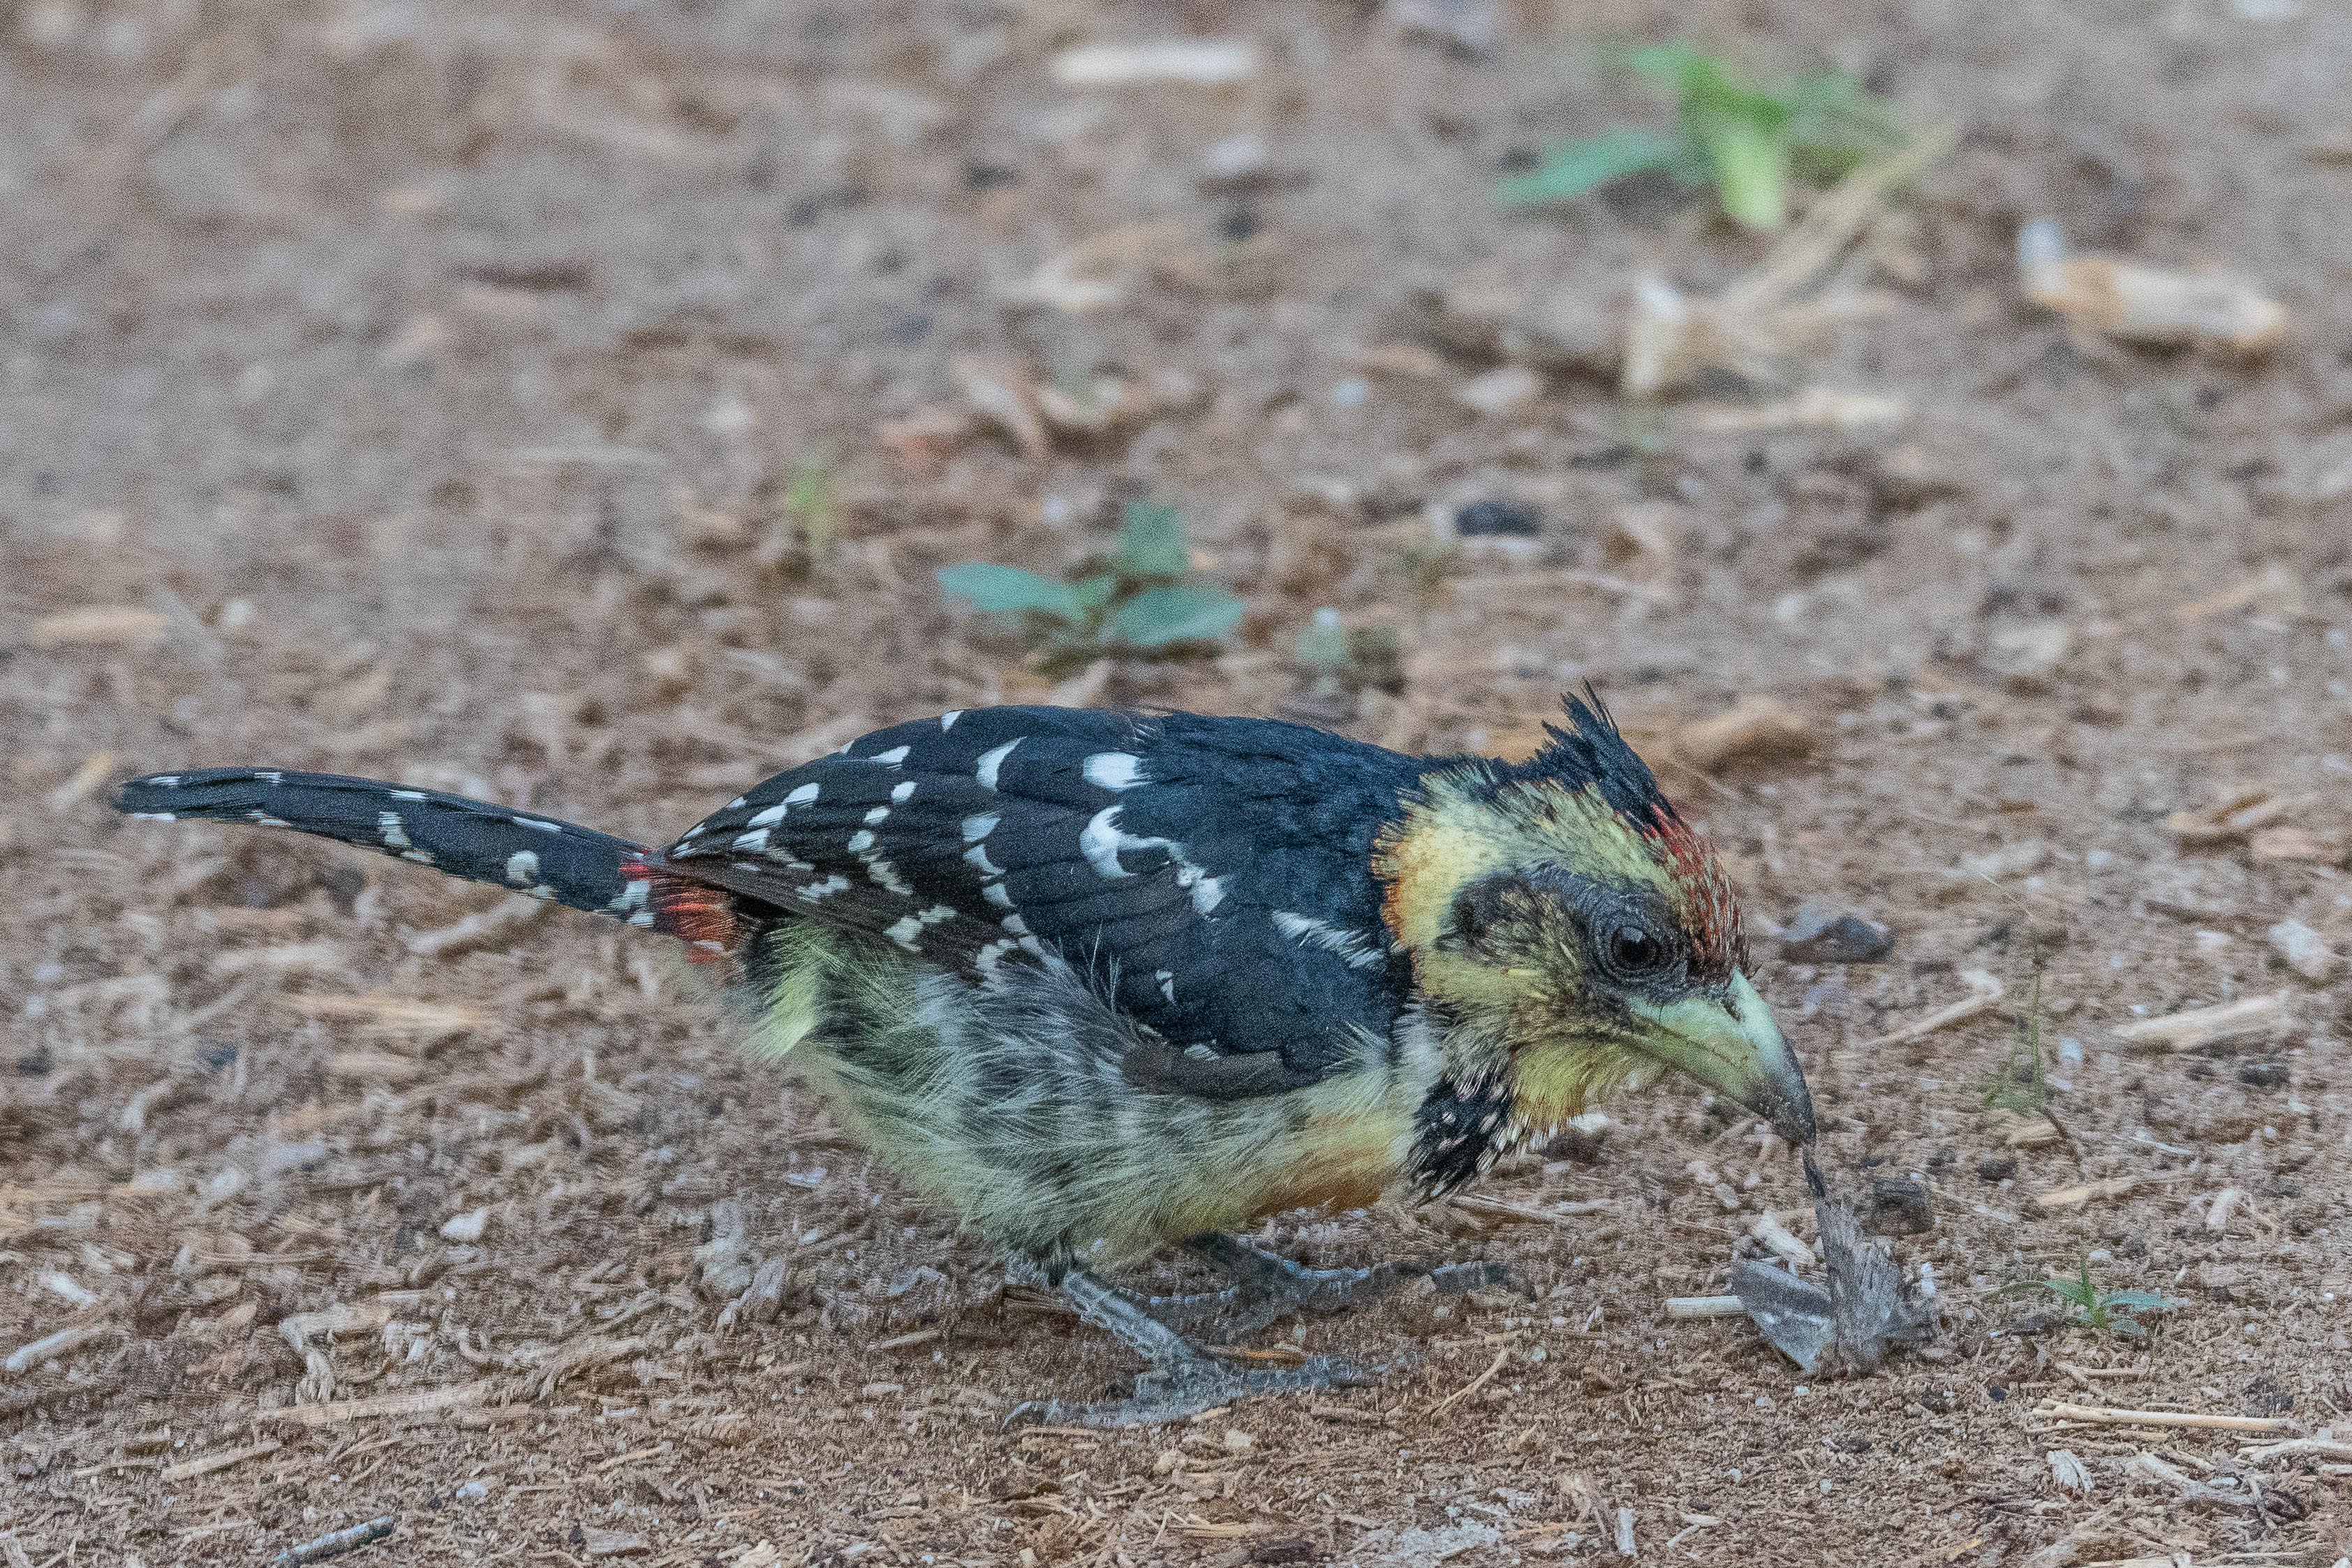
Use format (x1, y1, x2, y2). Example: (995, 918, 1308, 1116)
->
(1409, 1074, 1516, 1197)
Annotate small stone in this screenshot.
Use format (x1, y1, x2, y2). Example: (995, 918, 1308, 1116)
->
(1960, 840, 2049, 881)
(2191, 1262, 2245, 1292)
(1199, 133, 1272, 191)
(1975, 1156, 2016, 1183)
(1451, 364, 1543, 418)
(454, 1480, 489, 1502)
(581, 1528, 648, 1558)
(1777, 902, 1896, 963)
(1866, 1177, 1932, 1236)
(1981, 621, 2073, 693)
(1385, 0, 1500, 57)
(2238, 1061, 2289, 1089)
(438, 1207, 490, 1243)
(2266, 918, 2339, 982)
(1451, 498, 1545, 538)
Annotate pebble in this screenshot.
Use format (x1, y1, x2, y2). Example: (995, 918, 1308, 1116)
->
(1452, 498, 1545, 538)
(1776, 901, 1896, 963)
(1451, 364, 1542, 417)
(1867, 1176, 1933, 1235)
(2266, 917, 2339, 982)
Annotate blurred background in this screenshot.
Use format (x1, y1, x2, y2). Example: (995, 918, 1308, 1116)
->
(4, 1, 2351, 1562)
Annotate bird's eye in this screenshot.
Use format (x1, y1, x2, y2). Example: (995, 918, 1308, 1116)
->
(1606, 925, 1668, 976)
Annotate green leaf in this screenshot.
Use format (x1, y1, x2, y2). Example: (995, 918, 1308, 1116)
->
(1699, 119, 1789, 229)
(1496, 127, 1685, 206)
(2098, 1290, 2178, 1315)
(1066, 572, 1120, 614)
(1107, 584, 1244, 649)
(1116, 500, 1192, 579)
(2106, 1316, 2147, 1340)
(1294, 607, 1349, 673)
(936, 563, 1083, 623)
(1998, 1278, 2093, 1310)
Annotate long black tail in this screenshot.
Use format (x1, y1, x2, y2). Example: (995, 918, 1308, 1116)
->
(114, 769, 656, 924)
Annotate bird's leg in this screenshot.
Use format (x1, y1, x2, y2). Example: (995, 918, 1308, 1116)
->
(1148, 1233, 1516, 1338)
(1003, 1259, 1370, 1428)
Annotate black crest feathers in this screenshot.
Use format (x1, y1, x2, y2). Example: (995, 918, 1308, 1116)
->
(1516, 687, 1673, 829)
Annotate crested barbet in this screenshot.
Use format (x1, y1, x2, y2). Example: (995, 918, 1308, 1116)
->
(116, 695, 1814, 1423)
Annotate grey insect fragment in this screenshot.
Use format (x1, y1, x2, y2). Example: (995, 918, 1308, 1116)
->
(1733, 1179, 1937, 1374)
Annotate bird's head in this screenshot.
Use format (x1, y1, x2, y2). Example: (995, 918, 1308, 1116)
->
(1377, 693, 1814, 1148)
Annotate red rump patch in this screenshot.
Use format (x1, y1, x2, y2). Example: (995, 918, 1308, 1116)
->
(620, 859, 744, 963)
(1650, 812, 1747, 982)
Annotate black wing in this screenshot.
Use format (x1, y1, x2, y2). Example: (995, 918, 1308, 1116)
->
(653, 707, 1424, 1095)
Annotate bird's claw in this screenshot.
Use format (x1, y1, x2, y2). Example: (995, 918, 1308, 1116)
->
(1003, 1353, 1376, 1430)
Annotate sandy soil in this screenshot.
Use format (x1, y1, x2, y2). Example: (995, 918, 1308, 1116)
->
(3, 1, 2351, 1562)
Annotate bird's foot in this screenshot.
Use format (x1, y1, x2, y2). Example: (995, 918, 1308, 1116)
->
(1005, 1349, 1375, 1430)
(1155, 1234, 1518, 1338)
(1003, 1262, 1382, 1428)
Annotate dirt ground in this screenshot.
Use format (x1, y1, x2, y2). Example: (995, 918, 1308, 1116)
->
(5, 0, 2352, 1562)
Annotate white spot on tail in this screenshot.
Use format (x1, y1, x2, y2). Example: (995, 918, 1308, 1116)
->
(628, 910, 656, 926)
(512, 817, 565, 834)
(961, 813, 999, 843)
(965, 842, 1003, 878)
(129, 811, 177, 822)
(390, 790, 426, 801)
(974, 739, 1019, 790)
(505, 850, 540, 885)
(1083, 752, 1145, 791)
(145, 775, 182, 787)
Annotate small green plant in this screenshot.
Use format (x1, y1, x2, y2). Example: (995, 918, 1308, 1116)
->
(1998, 1249, 2179, 1339)
(937, 499, 1244, 673)
(785, 455, 837, 569)
(1981, 956, 2050, 1116)
(1497, 43, 1904, 230)
(1294, 607, 1403, 704)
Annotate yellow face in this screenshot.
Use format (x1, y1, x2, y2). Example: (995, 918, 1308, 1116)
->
(1376, 767, 1814, 1144)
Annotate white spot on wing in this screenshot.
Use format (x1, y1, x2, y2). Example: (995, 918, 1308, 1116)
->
(377, 812, 413, 850)
(1155, 969, 1176, 1005)
(796, 874, 850, 901)
(982, 880, 1015, 910)
(512, 817, 565, 834)
(1271, 910, 1387, 969)
(863, 806, 890, 826)
(732, 828, 771, 852)
(871, 745, 910, 766)
(940, 710, 963, 730)
(974, 739, 1020, 790)
(784, 782, 822, 807)
(145, 775, 182, 787)
(748, 801, 789, 828)
(1078, 806, 1132, 879)
(1082, 752, 1146, 791)
(1077, 806, 1228, 916)
(965, 842, 1003, 877)
(390, 790, 425, 801)
(890, 780, 916, 804)
(129, 811, 176, 822)
(961, 813, 999, 843)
